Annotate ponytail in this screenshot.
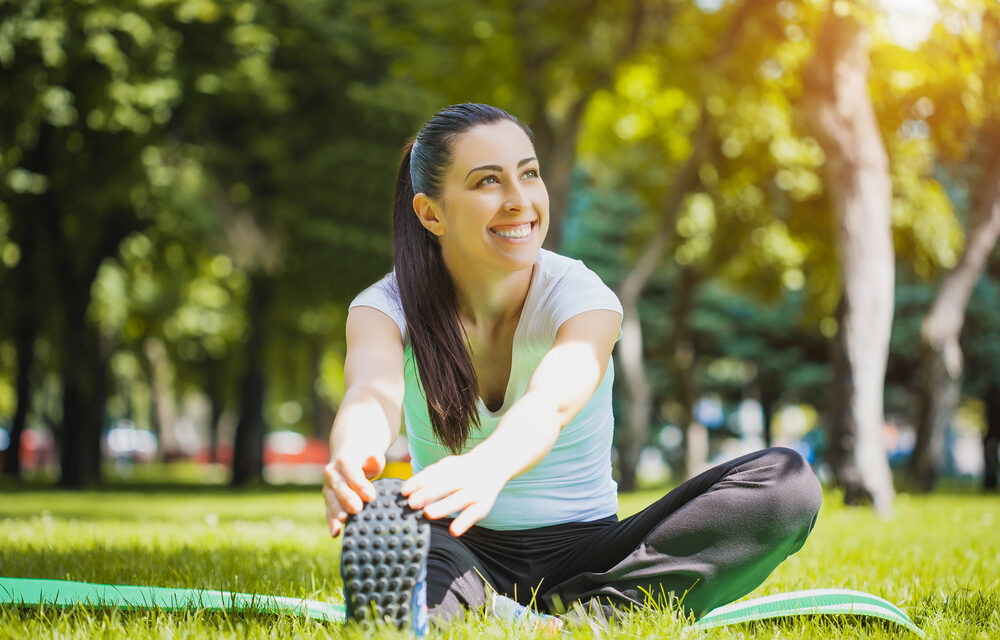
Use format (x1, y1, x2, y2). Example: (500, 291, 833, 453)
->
(391, 104, 534, 453)
(393, 139, 480, 453)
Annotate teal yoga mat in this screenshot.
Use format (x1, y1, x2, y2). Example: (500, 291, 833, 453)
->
(0, 577, 345, 623)
(692, 587, 925, 636)
(1, 577, 923, 635)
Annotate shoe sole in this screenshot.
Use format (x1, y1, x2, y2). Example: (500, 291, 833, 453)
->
(341, 477, 430, 628)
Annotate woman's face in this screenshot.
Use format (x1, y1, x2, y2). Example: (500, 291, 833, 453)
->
(418, 119, 550, 275)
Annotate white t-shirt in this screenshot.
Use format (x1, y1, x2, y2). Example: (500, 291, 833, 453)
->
(348, 249, 623, 530)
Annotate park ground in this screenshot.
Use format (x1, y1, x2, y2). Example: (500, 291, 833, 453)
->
(0, 481, 997, 639)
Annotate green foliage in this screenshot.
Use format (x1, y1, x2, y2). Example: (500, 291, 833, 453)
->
(367, 0, 649, 120)
(0, 0, 429, 453)
(578, 0, 842, 320)
(564, 176, 832, 445)
(1, 0, 999, 487)
(961, 262, 1000, 400)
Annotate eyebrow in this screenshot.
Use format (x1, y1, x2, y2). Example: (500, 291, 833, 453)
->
(465, 157, 537, 180)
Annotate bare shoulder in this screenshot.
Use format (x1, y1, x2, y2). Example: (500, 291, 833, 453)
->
(555, 309, 622, 346)
(347, 305, 404, 347)
(345, 307, 405, 385)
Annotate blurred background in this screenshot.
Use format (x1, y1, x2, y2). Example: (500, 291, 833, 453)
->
(1, 0, 998, 513)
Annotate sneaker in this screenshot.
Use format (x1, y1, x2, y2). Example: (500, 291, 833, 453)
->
(341, 477, 430, 636)
(488, 591, 565, 634)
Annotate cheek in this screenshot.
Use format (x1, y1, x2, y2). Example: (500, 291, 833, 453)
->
(532, 183, 551, 211)
(444, 201, 491, 236)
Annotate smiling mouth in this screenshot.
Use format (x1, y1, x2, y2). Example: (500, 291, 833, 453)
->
(489, 221, 535, 239)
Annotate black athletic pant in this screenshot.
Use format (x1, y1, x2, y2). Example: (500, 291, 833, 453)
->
(426, 447, 822, 621)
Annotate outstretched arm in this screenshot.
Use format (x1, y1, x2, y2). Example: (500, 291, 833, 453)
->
(402, 308, 622, 536)
(323, 306, 405, 536)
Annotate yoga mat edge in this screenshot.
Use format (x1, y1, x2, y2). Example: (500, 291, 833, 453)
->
(2, 577, 923, 635)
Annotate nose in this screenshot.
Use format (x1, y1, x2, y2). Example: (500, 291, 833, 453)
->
(503, 179, 529, 212)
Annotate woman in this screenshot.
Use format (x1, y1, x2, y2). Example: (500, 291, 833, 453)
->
(322, 103, 822, 629)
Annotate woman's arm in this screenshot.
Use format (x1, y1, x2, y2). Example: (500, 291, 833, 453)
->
(323, 306, 405, 536)
(401, 308, 622, 536)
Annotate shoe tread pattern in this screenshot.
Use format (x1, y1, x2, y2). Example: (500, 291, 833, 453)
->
(341, 477, 430, 628)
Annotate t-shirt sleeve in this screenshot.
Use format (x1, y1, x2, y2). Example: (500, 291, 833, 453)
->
(348, 272, 407, 342)
(546, 260, 624, 341)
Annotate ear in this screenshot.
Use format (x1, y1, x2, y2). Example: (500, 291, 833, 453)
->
(412, 192, 445, 237)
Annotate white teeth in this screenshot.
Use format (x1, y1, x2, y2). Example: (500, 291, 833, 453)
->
(493, 223, 532, 239)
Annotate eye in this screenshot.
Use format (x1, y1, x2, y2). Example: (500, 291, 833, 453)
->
(477, 175, 500, 187)
(522, 168, 540, 179)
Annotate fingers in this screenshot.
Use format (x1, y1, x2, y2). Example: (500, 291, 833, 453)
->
(401, 455, 453, 496)
(321, 444, 389, 539)
(406, 482, 458, 511)
(449, 502, 489, 537)
(398, 454, 501, 536)
(323, 462, 366, 518)
(339, 459, 378, 503)
(322, 484, 347, 537)
(361, 453, 386, 480)
(421, 489, 471, 520)
(400, 469, 423, 497)
(401, 459, 459, 510)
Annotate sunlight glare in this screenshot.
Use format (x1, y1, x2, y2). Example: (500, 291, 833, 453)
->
(879, 0, 940, 50)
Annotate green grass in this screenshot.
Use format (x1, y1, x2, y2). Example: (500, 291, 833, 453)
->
(1, 484, 997, 639)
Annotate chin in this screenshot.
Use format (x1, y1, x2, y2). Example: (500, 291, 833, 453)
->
(495, 246, 541, 272)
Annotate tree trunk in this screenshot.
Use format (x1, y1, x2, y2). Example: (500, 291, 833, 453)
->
(25, 120, 139, 487)
(671, 269, 701, 479)
(6, 315, 35, 478)
(610, 1, 757, 485)
(58, 287, 108, 488)
(613, 120, 711, 490)
(144, 337, 181, 459)
(802, 11, 895, 513)
(983, 381, 999, 491)
(3, 213, 37, 478)
(309, 340, 335, 440)
(759, 379, 779, 447)
(827, 297, 867, 503)
(532, 114, 576, 252)
(911, 143, 1000, 490)
(205, 360, 225, 465)
(514, 0, 645, 251)
(615, 285, 653, 492)
(28, 124, 106, 489)
(231, 275, 272, 486)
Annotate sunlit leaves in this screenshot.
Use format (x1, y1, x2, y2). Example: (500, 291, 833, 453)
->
(888, 138, 963, 277)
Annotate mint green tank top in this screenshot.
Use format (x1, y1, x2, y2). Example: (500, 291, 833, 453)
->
(350, 250, 622, 530)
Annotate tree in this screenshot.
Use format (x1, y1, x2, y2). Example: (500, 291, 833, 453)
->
(960, 262, 1000, 490)
(800, 2, 895, 512)
(0, 198, 38, 477)
(176, 2, 420, 485)
(0, 1, 195, 486)
(371, 0, 656, 250)
(908, 3, 1000, 490)
(0, 0, 415, 485)
(576, 0, 833, 486)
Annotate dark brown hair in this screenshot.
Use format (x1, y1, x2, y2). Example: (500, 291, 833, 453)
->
(393, 103, 534, 453)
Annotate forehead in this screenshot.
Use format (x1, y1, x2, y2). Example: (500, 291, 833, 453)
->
(448, 120, 536, 172)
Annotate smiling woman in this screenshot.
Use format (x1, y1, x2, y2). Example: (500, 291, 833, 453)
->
(321, 103, 822, 634)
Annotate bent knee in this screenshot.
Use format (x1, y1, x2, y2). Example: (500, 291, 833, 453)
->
(755, 447, 822, 534)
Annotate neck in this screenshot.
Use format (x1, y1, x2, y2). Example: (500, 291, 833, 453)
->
(442, 255, 535, 330)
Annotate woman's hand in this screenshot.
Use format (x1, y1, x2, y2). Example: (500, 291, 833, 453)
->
(322, 444, 386, 537)
(400, 452, 511, 537)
